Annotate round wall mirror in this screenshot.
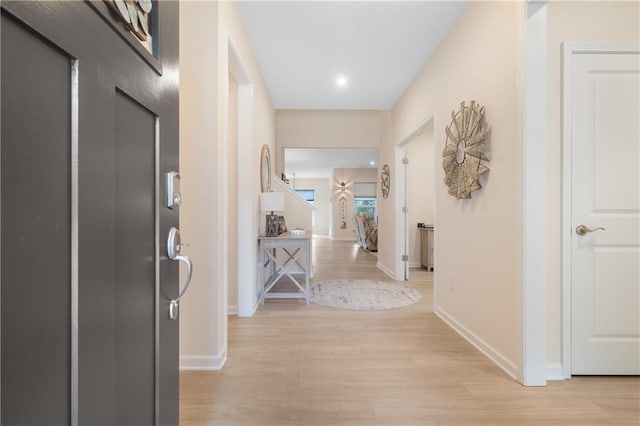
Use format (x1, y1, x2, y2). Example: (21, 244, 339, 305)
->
(260, 144, 271, 192)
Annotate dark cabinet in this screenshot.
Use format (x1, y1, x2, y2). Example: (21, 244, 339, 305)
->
(419, 226, 434, 271)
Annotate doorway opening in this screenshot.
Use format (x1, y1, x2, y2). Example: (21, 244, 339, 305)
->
(280, 148, 381, 283)
(226, 40, 257, 322)
(282, 148, 379, 240)
(395, 117, 435, 282)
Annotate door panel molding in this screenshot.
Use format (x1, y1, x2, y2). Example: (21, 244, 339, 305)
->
(561, 42, 640, 377)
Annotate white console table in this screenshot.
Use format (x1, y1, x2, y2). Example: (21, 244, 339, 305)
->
(258, 233, 311, 304)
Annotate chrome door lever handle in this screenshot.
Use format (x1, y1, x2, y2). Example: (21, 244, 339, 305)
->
(167, 227, 193, 320)
(576, 225, 605, 236)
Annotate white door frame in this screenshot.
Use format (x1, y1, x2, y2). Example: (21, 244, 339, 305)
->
(520, 0, 547, 386)
(561, 42, 640, 378)
(226, 37, 257, 320)
(394, 115, 434, 282)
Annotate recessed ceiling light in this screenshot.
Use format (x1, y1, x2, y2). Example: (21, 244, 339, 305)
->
(336, 75, 348, 88)
(370, 161, 375, 165)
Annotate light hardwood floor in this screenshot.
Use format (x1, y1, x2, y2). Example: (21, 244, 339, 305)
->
(180, 235, 640, 425)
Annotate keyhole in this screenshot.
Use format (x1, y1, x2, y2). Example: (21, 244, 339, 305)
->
(455, 140, 466, 164)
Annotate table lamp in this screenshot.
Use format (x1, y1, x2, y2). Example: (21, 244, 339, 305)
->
(259, 192, 284, 237)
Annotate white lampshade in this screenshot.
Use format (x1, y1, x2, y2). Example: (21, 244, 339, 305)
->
(259, 192, 284, 212)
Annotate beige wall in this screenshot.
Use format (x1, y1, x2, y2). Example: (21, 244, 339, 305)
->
(331, 168, 378, 240)
(179, 0, 275, 368)
(375, 112, 396, 277)
(385, 1, 524, 375)
(406, 128, 434, 266)
(275, 110, 386, 174)
(544, 0, 640, 366)
(294, 178, 331, 234)
(179, 0, 221, 362)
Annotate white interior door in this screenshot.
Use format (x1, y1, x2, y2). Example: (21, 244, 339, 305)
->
(569, 46, 640, 374)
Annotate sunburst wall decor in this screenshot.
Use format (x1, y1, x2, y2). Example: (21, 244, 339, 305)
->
(442, 100, 489, 199)
(105, 0, 153, 50)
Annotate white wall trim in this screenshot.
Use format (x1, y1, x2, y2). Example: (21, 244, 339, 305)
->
(249, 297, 260, 317)
(436, 307, 518, 380)
(228, 36, 259, 318)
(561, 41, 575, 381)
(396, 115, 435, 148)
(220, 34, 232, 366)
(546, 363, 566, 381)
(560, 42, 640, 379)
(521, 0, 547, 387)
(227, 297, 259, 316)
(376, 261, 396, 280)
(180, 348, 227, 371)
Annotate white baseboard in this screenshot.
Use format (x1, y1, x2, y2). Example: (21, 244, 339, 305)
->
(435, 306, 518, 380)
(180, 347, 227, 371)
(237, 294, 261, 317)
(376, 262, 396, 280)
(409, 261, 421, 268)
(546, 362, 566, 381)
(250, 298, 259, 316)
(332, 237, 357, 241)
(228, 305, 238, 315)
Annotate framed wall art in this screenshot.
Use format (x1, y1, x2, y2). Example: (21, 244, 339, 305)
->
(380, 164, 390, 199)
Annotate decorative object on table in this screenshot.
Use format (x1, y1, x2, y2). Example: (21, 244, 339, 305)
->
(290, 228, 306, 236)
(259, 192, 284, 237)
(442, 100, 490, 199)
(260, 144, 272, 192)
(104, 0, 153, 49)
(277, 216, 287, 235)
(339, 197, 347, 229)
(380, 164, 390, 199)
(310, 279, 421, 310)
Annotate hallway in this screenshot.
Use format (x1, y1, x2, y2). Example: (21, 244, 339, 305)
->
(180, 237, 639, 425)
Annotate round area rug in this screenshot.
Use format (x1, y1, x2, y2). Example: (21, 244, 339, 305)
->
(310, 279, 421, 311)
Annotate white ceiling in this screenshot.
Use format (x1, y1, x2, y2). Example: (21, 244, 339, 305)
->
(285, 148, 378, 179)
(236, 1, 468, 110)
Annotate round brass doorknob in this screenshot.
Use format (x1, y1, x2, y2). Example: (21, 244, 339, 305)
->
(576, 225, 605, 236)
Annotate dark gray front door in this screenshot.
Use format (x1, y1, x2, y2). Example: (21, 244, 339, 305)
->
(1, 2, 179, 424)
